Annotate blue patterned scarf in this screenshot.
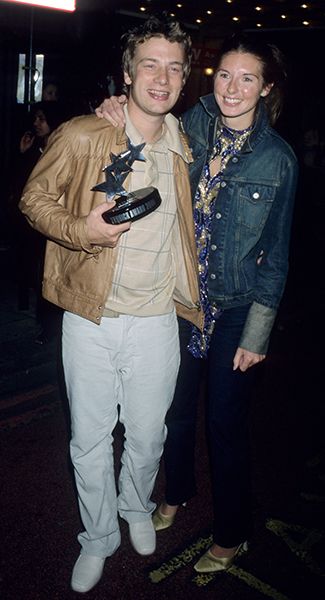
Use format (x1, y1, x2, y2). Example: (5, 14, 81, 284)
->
(188, 122, 253, 358)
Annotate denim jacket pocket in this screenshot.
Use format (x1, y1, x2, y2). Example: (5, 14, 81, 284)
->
(239, 184, 276, 232)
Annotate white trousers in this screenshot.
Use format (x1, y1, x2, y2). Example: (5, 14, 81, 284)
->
(62, 310, 180, 557)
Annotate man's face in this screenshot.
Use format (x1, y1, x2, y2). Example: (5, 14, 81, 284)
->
(42, 83, 58, 101)
(124, 36, 185, 119)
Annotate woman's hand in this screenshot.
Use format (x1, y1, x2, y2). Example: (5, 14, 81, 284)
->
(95, 95, 127, 127)
(233, 347, 266, 372)
(20, 131, 35, 153)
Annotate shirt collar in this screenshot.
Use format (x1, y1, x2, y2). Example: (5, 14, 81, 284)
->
(124, 106, 190, 163)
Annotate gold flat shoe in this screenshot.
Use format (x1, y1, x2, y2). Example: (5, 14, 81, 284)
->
(152, 507, 175, 531)
(194, 541, 248, 573)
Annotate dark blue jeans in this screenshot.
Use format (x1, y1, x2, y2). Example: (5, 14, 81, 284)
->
(164, 305, 254, 548)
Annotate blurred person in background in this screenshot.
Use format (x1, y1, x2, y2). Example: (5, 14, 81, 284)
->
(9, 101, 68, 342)
(42, 81, 59, 102)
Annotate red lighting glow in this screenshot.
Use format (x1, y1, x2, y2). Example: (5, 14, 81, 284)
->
(4, 0, 76, 11)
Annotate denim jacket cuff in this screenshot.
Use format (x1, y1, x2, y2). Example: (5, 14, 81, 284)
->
(239, 301, 276, 354)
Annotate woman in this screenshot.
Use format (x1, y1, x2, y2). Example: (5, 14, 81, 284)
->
(9, 101, 68, 339)
(97, 33, 298, 573)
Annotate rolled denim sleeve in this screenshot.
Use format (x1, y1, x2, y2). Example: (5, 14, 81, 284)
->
(240, 149, 298, 354)
(239, 301, 276, 354)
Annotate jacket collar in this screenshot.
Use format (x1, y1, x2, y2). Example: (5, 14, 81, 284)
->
(198, 93, 270, 153)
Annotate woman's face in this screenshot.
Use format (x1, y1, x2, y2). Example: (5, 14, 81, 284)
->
(213, 51, 272, 130)
(33, 110, 50, 138)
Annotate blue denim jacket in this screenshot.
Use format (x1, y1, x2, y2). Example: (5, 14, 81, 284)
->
(181, 94, 298, 353)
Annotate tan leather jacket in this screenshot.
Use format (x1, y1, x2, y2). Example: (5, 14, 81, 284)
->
(20, 114, 202, 329)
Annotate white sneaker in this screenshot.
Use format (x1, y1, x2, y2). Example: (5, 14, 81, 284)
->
(129, 520, 156, 555)
(71, 554, 105, 593)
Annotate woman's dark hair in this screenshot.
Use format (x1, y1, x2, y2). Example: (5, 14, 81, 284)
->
(31, 101, 69, 132)
(217, 33, 288, 125)
(122, 14, 192, 84)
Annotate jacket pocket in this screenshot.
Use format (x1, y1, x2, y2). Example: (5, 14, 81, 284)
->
(239, 184, 276, 232)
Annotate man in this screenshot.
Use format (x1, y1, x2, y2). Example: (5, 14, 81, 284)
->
(20, 15, 201, 594)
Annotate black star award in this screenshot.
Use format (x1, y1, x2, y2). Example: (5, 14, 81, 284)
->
(91, 139, 161, 225)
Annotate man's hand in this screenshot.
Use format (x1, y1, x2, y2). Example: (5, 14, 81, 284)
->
(95, 95, 127, 127)
(86, 202, 130, 247)
(233, 347, 266, 372)
(20, 131, 35, 153)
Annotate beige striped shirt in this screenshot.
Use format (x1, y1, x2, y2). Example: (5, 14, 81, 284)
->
(104, 107, 189, 317)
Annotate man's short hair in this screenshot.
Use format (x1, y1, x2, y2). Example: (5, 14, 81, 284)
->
(122, 14, 192, 84)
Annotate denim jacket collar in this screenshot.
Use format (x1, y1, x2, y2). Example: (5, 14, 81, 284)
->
(198, 93, 270, 154)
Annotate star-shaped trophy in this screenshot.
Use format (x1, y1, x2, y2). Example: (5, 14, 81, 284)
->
(91, 138, 161, 225)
